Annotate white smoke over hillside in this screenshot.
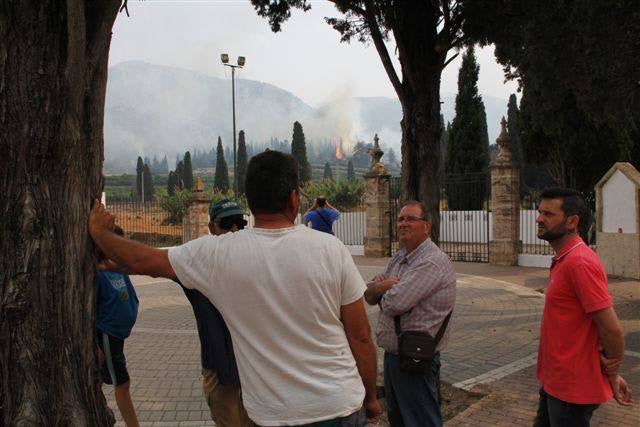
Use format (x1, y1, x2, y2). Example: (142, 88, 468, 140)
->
(105, 62, 507, 173)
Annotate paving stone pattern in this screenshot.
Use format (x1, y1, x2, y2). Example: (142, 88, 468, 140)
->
(107, 265, 639, 426)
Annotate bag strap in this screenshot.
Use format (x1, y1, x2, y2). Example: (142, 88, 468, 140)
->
(394, 310, 453, 347)
(316, 210, 331, 227)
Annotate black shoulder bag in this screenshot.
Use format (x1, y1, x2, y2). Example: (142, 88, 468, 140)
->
(394, 310, 452, 374)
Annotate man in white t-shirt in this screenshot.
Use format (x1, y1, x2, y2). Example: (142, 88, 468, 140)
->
(89, 151, 382, 426)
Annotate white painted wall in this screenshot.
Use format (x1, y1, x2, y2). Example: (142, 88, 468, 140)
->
(602, 170, 637, 233)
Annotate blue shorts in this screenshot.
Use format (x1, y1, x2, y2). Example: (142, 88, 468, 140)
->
(97, 330, 130, 386)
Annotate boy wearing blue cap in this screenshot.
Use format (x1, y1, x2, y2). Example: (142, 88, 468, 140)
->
(180, 199, 250, 427)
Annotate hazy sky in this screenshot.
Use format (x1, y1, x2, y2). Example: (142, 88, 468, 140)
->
(109, 0, 519, 107)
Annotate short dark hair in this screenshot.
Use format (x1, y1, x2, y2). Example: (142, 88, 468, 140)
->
(540, 187, 589, 231)
(401, 200, 431, 222)
(316, 197, 327, 207)
(246, 151, 299, 214)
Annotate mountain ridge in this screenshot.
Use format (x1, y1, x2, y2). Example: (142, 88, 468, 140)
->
(105, 61, 509, 173)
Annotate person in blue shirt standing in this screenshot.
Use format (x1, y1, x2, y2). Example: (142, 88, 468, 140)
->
(179, 199, 251, 427)
(96, 225, 140, 427)
(303, 196, 340, 235)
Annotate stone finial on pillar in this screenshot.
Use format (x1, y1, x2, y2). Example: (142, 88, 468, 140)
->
(368, 133, 388, 176)
(185, 177, 212, 242)
(489, 116, 520, 265)
(364, 134, 391, 257)
(495, 117, 513, 164)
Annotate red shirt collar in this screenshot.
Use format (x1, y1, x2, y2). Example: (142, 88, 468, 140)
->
(552, 235, 585, 263)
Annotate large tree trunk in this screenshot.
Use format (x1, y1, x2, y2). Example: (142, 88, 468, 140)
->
(394, 3, 447, 244)
(1, 1, 120, 424)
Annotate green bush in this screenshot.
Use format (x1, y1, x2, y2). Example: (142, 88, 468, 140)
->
(301, 181, 365, 211)
(158, 189, 191, 224)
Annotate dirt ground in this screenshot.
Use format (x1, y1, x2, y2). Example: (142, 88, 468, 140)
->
(109, 203, 182, 238)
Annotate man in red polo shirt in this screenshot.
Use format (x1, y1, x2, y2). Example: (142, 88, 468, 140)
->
(534, 188, 633, 426)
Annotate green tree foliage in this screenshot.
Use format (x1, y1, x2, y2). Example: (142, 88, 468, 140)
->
(506, 94, 522, 166)
(291, 121, 312, 182)
(158, 189, 191, 224)
(446, 46, 489, 175)
(323, 161, 334, 181)
(214, 136, 230, 193)
(445, 46, 489, 209)
(464, 0, 640, 191)
(167, 171, 177, 196)
(142, 164, 154, 202)
(136, 156, 144, 201)
(175, 160, 185, 190)
(346, 160, 356, 183)
(251, 1, 468, 243)
(302, 181, 365, 211)
(505, 94, 552, 193)
(183, 151, 194, 190)
(439, 115, 449, 173)
(237, 130, 248, 195)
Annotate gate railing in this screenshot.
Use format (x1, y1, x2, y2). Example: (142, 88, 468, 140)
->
(106, 196, 183, 248)
(389, 173, 490, 262)
(440, 173, 490, 262)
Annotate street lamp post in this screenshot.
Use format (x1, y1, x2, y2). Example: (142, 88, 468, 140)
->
(220, 53, 246, 195)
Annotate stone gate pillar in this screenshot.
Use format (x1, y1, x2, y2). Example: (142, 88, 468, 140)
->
(364, 134, 391, 257)
(184, 177, 212, 242)
(489, 118, 520, 265)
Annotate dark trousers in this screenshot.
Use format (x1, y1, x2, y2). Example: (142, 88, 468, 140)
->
(384, 352, 442, 427)
(255, 407, 365, 427)
(533, 388, 599, 427)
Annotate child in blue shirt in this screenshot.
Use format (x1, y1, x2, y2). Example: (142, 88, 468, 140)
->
(96, 225, 139, 426)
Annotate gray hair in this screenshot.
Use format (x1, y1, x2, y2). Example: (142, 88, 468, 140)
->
(401, 200, 431, 221)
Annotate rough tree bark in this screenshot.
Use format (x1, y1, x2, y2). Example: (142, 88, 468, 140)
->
(367, 2, 453, 244)
(1, 1, 121, 424)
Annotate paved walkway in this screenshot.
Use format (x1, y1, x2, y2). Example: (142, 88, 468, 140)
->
(107, 260, 639, 426)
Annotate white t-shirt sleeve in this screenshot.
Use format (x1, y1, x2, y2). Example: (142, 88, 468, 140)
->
(339, 244, 366, 305)
(168, 235, 217, 294)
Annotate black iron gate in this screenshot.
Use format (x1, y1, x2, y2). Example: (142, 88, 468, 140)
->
(388, 173, 490, 262)
(389, 176, 403, 255)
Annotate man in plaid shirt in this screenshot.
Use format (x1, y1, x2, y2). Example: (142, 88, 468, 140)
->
(365, 200, 456, 426)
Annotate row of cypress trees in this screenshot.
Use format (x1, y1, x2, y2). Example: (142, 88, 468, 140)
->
(135, 157, 155, 202)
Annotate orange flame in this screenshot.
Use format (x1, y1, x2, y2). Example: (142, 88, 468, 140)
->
(335, 143, 345, 160)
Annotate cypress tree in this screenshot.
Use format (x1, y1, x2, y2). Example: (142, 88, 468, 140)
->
(323, 162, 334, 181)
(214, 137, 230, 193)
(290, 121, 312, 182)
(135, 156, 144, 201)
(161, 155, 169, 175)
(183, 151, 194, 190)
(445, 46, 490, 209)
(143, 164, 154, 201)
(175, 161, 185, 190)
(237, 130, 248, 195)
(439, 114, 448, 173)
(167, 171, 176, 196)
(346, 160, 356, 183)
(507, 93, 524, 168)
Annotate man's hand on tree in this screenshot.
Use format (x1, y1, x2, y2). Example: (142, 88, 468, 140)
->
(89, 199, 115, 238)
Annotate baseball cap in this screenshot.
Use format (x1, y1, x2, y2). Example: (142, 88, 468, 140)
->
(209, 199, 244, 222)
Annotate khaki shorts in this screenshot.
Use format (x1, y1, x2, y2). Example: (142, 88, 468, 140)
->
(202, 368, 252, 427)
